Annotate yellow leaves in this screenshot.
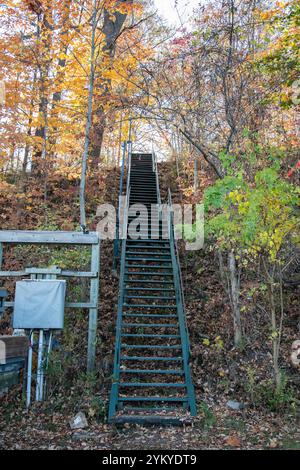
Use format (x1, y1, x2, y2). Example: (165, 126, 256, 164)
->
(238, 201, 250, 215)
(260, 10, 277, 21)
(275, 1, 288, 8)
(53, 160, 82, 181)
(0, 0, 148, 174)
(214, 336, 224, 350)
(259, 3, 286, 21)
(228, 190, 247, 209)
(202, 336, 224, 350)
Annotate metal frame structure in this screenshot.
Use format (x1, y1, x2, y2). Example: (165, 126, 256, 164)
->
(0, 231, 100, 371)
(0, 289, 7, 316)
(108, 151, 196, 424)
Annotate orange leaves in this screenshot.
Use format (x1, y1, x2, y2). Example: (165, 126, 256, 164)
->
(0, 0, 147, 175)
(275, 1, 289, 8)
(260, 9, 278, 21)
(0, 179, 15, 196)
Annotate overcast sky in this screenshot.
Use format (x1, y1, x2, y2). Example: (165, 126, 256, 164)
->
(153, 0, 200, 26)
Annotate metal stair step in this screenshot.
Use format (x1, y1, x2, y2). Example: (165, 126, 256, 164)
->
(120, 383, 186, 388)
(127, 238, 170, 244)
(126, 252, 170, 257)
(125, 257, 172, 262)
(126, 248, 170, 252)
(129, 202, 158, 205)
(130, 187, 157, 190)
(118, 397, 187, 402)
(129, 200, 158, 203)
(131, 179, 156, 182)
(127, 220, 161, 224)
(123, 304, 177, 309)
(130, 193, 157, 197)
(125, 287, 175, 292)
(127, 229, 162, 233)
(125, 295, 176, 300)
(122, 323, 178, 328)
(121, 334, 180, 339)
(130, 197, 157, 201)
(128, 230, 164, 234)
(121, 345, 181, 350)
(130, 178, 156, 181)
(125, 265, 172, 269)
(127, 240, 169, 244)
(119, 369, 183, 374)
(119, 406, 182, 411)
(127, 226, 162, 230)
(124, 272, 173, 276)
(120, 356, 182, 361)
(130, 189, 155, 191)
(125, 280, 173, 285)
(123, 313, 177, 318)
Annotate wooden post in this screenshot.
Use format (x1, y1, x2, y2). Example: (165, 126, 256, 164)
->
(87, 241, 100, 372)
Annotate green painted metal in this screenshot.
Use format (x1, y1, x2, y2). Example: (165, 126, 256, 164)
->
(113, 142, 127, 270)
(0, 288, 8, 317)
(121, 345, 181, 350)
(122, 313, 177, 318)
(123, 304, 177, 309)
(108, 152, 197, 425)
(120, 369, 183, 374)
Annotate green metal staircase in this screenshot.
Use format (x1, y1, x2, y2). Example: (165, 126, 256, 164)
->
(108, 151, 197, 425)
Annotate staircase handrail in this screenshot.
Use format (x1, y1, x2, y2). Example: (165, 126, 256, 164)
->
(153, 151, 162, 211)
(108, 184, 130, 420)
(167, 189, 191, 359)
(113, 142, 127, 268)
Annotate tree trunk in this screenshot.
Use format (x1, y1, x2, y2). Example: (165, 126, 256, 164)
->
(228, 251, 242, 346)
(23, 74, 37, 175)
(194, 157, 199, 194)
(79, 0, 97, 229)
(48, 0, 72, 160)
(31, 7, 52, 175)
(90, 0, 133, 168)
(262, 257, 284, 391)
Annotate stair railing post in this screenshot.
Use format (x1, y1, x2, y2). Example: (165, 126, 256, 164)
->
(113, 141, 127, 270)
(109, 185, 130, 420)
(153, 151, 162, 226)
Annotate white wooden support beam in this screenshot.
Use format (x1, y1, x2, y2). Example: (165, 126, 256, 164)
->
(0, 231, 99, 245)
(87, 242, 100, 372)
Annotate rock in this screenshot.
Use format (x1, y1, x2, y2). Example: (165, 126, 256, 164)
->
(69, 412, 88, 430)
(226, 400, 245, 411)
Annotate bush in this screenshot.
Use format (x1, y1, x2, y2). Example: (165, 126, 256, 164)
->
(245, 367, 297, 411)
